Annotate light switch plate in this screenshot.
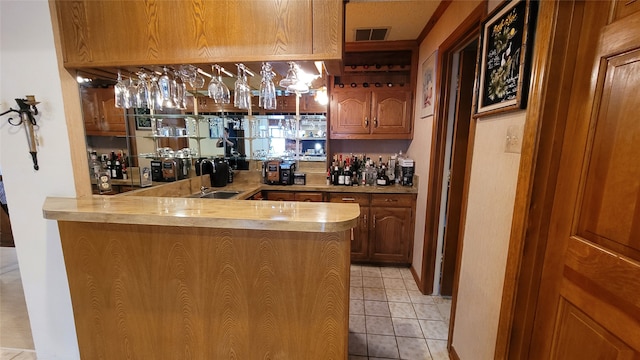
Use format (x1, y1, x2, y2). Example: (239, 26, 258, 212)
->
(505, 124, 522, 154)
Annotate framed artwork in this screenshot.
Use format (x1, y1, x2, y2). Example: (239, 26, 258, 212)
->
(134, 108, 152, 130)
(420, 51, 437, 118)
(475, 0, 538, 116)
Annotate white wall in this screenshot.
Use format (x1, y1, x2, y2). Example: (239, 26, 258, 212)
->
(0, 1, 80, 358)
(410, 0, 527, 358)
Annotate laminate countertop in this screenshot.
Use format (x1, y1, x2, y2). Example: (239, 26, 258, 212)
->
(42, 196, 359, 233)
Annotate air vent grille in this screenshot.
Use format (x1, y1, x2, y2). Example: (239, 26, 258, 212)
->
(354, 28, 389, 41)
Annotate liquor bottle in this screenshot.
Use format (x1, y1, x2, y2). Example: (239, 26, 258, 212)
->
(376, 165, 390, 186)
(326, 168, 331, 186)
(338, 162, 345, 185)
(332, 165, 340, 185)
(88, 152, 101, 179)
(344, 163, 352, 186)
(109, 152, 117, 178)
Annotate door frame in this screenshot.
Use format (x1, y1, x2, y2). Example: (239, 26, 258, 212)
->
(494, 1, 602, 358)
(419, 1, 485, 295)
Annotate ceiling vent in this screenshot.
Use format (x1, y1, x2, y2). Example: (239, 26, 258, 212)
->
(354, 28, 389, 41)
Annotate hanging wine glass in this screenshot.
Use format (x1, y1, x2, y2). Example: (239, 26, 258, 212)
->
(149, 73, 163, 111)
(136, 71, 150, 109)
(234, 64, 251, 110)
(158, 67, 174, 108)
(173, 70, 186, 110)
(259, 62, 277, 110)
(114, 71, 126, 108)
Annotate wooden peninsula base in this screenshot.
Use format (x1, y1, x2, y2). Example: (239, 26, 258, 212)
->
(44, 196, 359, 359)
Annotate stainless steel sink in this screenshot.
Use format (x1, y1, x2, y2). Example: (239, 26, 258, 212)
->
(190, 190, 241, 199)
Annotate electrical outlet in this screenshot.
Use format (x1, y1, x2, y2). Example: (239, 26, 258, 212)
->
(505, 124, 522, 154)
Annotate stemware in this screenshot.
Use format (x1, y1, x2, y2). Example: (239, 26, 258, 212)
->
(173, 70, 187, 110)
(259, 62, 277, 110)
(234, 64, 251, 110)
(136, 71, 150, 109)
(208, 65, 231, 104)
(158, 67, 175, 108)
(149, 73, 163, 111)
(123, 77, 139, 109)
(114, 71, 126, 108)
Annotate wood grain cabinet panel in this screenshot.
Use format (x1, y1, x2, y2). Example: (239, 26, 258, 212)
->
(53, 0, 343, 68)
(81, 87, 126, 136)
(329, 89, 412, 139)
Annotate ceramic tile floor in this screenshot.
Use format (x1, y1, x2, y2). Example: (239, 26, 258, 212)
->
(349, 264, 451, 360)
(0, 248, 452, 360)
(0, 247, 36, 360)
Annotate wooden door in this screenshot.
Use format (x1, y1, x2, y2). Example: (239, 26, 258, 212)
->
(369, 206, 412, 264)
(294, 192, 324, 202)
(440, 41, 476, 296)
(371, 89, 412, 136)
(328, 193, 369, 261)
(530, 3, 640, 358)
(329, 91, 371, 136)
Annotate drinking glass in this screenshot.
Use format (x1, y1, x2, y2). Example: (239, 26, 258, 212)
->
(234, 64, 251, 110)
(149, 74, 163, 111)
(136, 71, 150, 109)
(123, 77, 139, 109)
(173, 70, 186, 110)
(114, 71, 126, 108)
(158, 67, 175, 108)
(259, 62, 277, 109)
(208, 65, 231, 104)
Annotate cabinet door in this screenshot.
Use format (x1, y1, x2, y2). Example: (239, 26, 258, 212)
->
(80, 87, 102, 135)
(294, 192, 324, 202)
(370, 206, 412, 264)
(264, 191, 295, 201)
(371, 90, 412, 137)
(328, 193, 369, 261)
(98, 88, 126, 136)
(329, 91, 371, 136)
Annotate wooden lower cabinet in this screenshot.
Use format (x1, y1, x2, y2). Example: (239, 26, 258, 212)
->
(263, 191, 324, 202)
(329, 192, 415, 265)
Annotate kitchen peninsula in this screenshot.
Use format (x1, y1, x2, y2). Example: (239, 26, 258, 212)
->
(43, 193, 359, 359)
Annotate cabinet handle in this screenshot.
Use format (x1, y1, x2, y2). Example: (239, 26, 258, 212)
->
(373, 215, 376, 228)
(363, 214, 367, 228)
(384, 198, 398, 202)
(374, 117, 378, 128)
(351, 228, 354, 241)
(364, 117, 369, 127)
(341, 197, 356, 201)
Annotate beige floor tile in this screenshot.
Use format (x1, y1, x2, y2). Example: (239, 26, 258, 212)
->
(350, 299, 365, 315)
(388, 302, 417, 319)
(392, 317, 424, 338)
(364, 300, 391, 317)
(363, 287, 387, 301)
(380, 267, 403, 279)
(349, 356, 368, 360)
(383, 277, 406, 290)
(365, 315, 394, 336)
(361, 266, 382, 277)
(400, 267, 414, 281)
(367, 334, 399, 359)
(385, 289, 411, 302)
(419, 319, 449, 340)
(436, 302, 452, 322)
(413, 304, 442, 321)
(350, 286, 364, 300)
(397, 337, 432, 360)
(426, 339, 449, 360)
(351, 276, 363, 287)
(363, 276, 384, 288)
(350, 266, 363, 277)
(408, 290, 436, 304)
(349, 333, 368, 356)
(349, 314, 366, 333)
(404, 278, 421, 291)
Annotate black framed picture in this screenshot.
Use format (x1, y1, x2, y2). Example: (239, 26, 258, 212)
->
(134, 108, 152, 130)
(475, 0, 537, 117)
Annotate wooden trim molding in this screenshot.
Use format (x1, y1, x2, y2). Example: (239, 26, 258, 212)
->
(48, 0, 92, 198)
(417, 0, 453, 44)
(420, 1, 486, 295)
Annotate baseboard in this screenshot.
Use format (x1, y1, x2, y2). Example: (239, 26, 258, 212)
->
(450, 344, 461, 360)
(410, 264, 426, 294)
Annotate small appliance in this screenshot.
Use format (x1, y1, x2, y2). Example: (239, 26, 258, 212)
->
(280, 161, 296, 185)
(265, 159, 281, 185)
(150, 160, 163, 182)
(211, 158, 229, 187)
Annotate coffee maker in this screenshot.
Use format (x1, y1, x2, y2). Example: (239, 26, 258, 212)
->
(280, 161, 296, 185)
(265, 159, 281, 185)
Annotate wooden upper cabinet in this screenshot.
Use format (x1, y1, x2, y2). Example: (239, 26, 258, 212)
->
(81, 87, 126, 136)
(53, 0, 343, 68)
(329, 89, 412, 139)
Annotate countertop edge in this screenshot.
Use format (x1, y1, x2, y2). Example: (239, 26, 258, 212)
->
(43, 196, 360, 233)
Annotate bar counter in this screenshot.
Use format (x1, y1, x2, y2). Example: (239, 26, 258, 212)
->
(43, 194, 359, 359)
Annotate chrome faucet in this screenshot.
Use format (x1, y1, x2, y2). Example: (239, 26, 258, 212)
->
(199, 158, 214, 195)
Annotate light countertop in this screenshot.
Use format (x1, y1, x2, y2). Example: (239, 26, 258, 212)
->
(43, 195, 359, 233)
